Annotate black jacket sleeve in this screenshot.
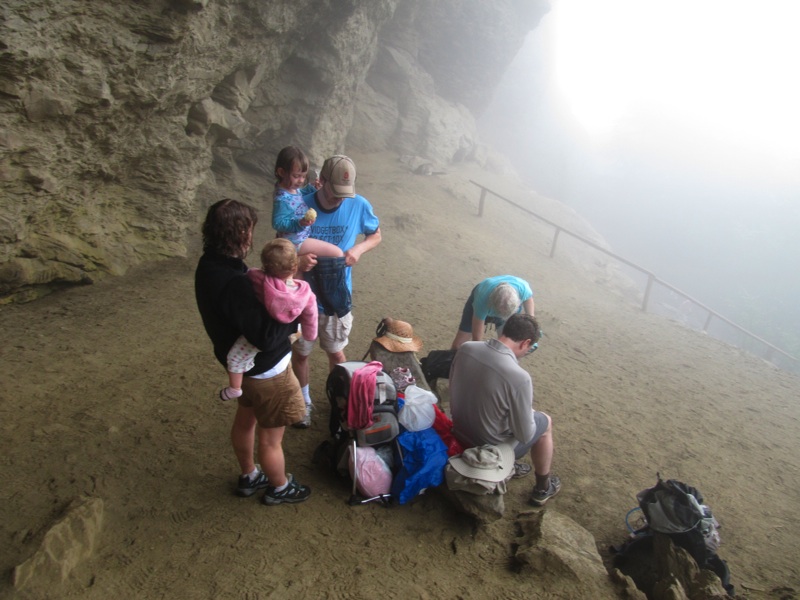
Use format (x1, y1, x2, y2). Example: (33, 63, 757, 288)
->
(195, 252, 296, 374)
(219, 273, 294, 354)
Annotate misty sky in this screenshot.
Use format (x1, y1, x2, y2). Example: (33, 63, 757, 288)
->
(479, 0, 800, 354)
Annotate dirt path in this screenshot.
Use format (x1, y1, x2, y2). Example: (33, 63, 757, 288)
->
(1, 151, 799, 599)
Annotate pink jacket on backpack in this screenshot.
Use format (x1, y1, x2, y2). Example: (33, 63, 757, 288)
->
(347, 361, 384, 430)
(247, 269, 318, 342)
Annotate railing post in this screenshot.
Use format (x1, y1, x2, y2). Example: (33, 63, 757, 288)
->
(642, 274, 655, 311)
(478, 187, 487, 217)
(549, 228, 561, 258)
(703, 311, 713, 332)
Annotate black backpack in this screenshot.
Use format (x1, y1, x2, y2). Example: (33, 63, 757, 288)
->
(638, 479, 717, 555)
(419, 349, 456, 386)
(325, 361, 397, 438)
(613, 475, 734, 596)
(318, 361, 402, 506)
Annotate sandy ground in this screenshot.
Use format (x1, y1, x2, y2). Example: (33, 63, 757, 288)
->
(2, 151, 800, 599)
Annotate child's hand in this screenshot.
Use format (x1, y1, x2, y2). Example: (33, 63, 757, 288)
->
(299, 208, 317, 227)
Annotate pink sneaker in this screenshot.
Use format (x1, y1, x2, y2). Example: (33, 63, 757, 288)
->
(219, 387, 243, 401)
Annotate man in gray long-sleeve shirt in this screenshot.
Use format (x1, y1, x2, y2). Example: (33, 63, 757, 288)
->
(449, 313, 561, 506)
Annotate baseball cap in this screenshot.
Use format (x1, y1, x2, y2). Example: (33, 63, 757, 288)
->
(320, 155, 356, 198)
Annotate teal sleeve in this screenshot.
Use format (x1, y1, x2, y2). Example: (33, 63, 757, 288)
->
(272, 195, 302, 233)
(299, 184, 317, 195)
(518, 279, 533, 301)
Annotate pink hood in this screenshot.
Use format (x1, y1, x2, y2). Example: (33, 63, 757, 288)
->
(248, 269, 318, 341)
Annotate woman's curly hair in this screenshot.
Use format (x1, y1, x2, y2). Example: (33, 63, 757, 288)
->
(201, 199, 258, 259)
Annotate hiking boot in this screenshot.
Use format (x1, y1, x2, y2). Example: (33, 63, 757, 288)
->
(530, 475, 561, 506)
(235, 470, 269, 497)
(291, 404, 313, 429)
(261, 474, 311, 505)
(512, 462, 532, 479)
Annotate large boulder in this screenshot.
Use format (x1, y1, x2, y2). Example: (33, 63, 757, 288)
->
(614, 532, 732, 600)
(440, 486, 507, 523)
(13, 496, 104, 592)
(514, 510, 639, 600)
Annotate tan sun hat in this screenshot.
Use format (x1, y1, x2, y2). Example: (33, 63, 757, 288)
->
(448, 443, 516, 483)
(373, 317, 423, 353)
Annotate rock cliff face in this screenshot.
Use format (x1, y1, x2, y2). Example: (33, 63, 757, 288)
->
(0, 0, 549, 302)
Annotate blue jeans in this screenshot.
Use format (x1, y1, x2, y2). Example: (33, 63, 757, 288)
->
(307, 257, 352, 317)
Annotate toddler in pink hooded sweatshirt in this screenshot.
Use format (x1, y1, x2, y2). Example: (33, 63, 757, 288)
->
(219, 238, 318, 401)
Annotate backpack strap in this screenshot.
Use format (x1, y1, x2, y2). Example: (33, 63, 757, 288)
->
(377, 378, 387, 404)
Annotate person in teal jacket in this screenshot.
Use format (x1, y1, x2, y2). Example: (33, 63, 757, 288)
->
(450, 275, 535, 349)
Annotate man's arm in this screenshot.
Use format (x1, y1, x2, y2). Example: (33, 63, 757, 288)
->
(508, 379, 536, 444)
(344, 227, 381, 266)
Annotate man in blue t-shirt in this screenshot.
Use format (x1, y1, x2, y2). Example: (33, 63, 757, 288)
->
(291, 155, 382, 427)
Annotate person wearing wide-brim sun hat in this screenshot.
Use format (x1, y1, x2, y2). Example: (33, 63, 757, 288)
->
(373, 317, 424, 353)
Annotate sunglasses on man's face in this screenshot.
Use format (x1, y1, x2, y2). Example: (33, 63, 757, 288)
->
(525, 341, 539, 355)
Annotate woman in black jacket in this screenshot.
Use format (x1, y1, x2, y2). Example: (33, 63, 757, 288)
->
(195, 199, 311, 505)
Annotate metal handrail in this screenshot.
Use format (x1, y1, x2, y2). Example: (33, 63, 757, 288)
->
(470, 180, 798, 368)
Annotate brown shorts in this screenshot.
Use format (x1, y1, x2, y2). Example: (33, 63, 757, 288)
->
(239, 367, 305, 428)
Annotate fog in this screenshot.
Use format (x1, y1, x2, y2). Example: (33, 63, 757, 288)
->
(479, 0, 800, 363)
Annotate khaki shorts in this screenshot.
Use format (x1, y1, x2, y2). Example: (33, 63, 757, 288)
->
(293, 312, 353, 356)
(514, 411, 551, 459)
(239, 367, 305, 428)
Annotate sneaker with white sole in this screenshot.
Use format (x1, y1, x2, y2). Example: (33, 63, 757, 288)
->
(512, 462, 532, 479)
(530, 475, 562, 506)
(235, 470, 269, 497)
(291, 404, 313, 429)
(261, 474, 311, 505)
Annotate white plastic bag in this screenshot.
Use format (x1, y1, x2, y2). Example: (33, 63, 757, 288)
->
(398, 384, 438, 431)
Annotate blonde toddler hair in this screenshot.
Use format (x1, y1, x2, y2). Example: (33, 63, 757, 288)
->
(260, 238, 298, 278)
